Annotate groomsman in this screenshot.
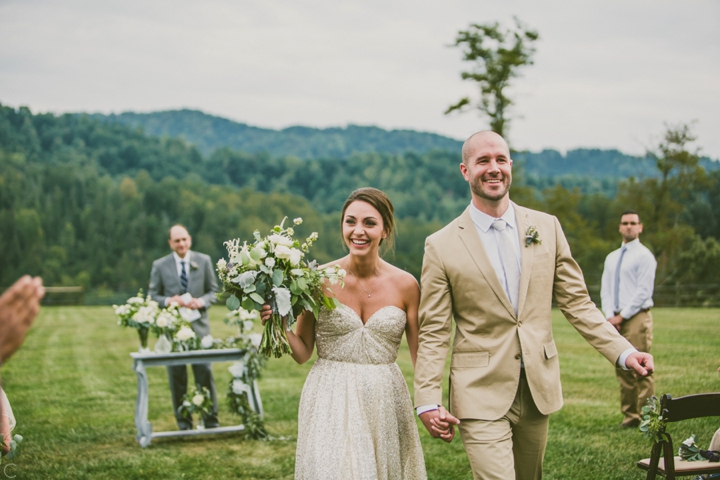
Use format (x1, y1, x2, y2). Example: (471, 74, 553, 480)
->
(601, 211, 657, 428)
(149, 224, 219, 430)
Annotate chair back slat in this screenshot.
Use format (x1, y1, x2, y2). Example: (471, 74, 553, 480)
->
(662, 393, 720, 423)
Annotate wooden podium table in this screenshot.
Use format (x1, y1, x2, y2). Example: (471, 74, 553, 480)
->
(130, 349, 263, 447)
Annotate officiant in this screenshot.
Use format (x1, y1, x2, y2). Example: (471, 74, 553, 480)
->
(149, 224, 220, 430)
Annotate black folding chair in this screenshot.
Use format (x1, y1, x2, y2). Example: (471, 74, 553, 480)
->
(637, 393, 720, 479)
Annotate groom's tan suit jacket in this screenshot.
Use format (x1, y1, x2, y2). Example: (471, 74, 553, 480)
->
(414, 203, 633, 419)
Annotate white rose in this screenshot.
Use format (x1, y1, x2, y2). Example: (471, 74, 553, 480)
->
(216, 258, 227, 270)
(228, 361, 245, 377)
(249, 333, 262, 348)
(176, 326, 196, 341)
(128, 296, 143, 305)
(274, 245, 292, 261)
(265, 257, 276, 268)
(290, 269, 304, 276)
(156, 316, 168, 328)
(201, 334, 214, 349)
(682, 436, 695, 447)
(268, 234, 293, 247)
(289, 248, 303, 266)
(192, 394, 205, 406)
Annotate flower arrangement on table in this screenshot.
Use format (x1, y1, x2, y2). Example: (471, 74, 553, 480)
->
(113, 294, 271, 438)
(216, 217, 345, 358)
(114, 290, 160, 351)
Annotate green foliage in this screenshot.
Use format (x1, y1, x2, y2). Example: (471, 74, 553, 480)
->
(446, 17, 539, 138)
(1, 104, 719, 294)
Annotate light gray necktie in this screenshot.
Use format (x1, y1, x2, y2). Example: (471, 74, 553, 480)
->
(613, 245, 627, 313)
(492, 219, 520, 313)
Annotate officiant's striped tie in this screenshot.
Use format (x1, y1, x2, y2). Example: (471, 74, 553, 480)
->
(180, 261, 188, 293)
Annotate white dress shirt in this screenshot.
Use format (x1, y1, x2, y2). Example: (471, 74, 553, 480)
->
(600, 239, 656, 320)
(168, 251, 205, 307)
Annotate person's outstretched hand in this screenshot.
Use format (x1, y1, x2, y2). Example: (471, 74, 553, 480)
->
(626, 351, 654, 377)
(0, 276, 44, 363)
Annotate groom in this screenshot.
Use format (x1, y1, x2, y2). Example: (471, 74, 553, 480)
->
(149, 224, 220, 430)
(414, 131, 654, 479)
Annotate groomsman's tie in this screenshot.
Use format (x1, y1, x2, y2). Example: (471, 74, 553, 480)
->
(492, 219, 520, 313)
(614, 245, 627, 313)
(180, 260, 188, 293)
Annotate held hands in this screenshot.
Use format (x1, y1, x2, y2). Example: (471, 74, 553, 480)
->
(419, 407, 460, 443)
(626, 351, 654, 377)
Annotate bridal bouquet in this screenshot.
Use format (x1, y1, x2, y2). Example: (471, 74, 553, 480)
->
(217, 217, 345, 358)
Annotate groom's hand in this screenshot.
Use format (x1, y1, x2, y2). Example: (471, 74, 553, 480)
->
(626, 351, 654, 377)
(419, 407, 460, 443)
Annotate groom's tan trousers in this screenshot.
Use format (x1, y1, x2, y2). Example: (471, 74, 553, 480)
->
(458, 371, 549, 480)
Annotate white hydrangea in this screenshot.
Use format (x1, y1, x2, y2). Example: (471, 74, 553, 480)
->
(176, 326, 196, 341)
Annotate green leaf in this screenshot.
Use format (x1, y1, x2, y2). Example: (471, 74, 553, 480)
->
(226, 294, 240, 311)
(243, 284, 256, 293)
(250, 248, 263, 262)
(290, 280, 302, 296)
(241, 296, 256, 312)
(249, 293, 265, 305)
(272, 269, 284, 286)
(297, 278, 307, 290)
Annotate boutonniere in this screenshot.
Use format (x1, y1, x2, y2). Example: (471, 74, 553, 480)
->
(525, 226, 542, 247)
(190, 261, 199, 271)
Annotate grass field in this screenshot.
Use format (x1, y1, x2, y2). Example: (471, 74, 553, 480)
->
(2, 307, 718, 479)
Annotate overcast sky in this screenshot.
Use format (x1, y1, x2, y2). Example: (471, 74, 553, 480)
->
(1, 0, 719, 158)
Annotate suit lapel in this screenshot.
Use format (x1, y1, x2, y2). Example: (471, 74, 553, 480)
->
(457, 208, 516, 318)
(513, 202, 534, 318)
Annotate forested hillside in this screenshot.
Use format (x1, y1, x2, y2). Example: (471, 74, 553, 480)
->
(89, 109, 719, 192)
(88, 109, 463, 159)
(2, 104, 719, 298)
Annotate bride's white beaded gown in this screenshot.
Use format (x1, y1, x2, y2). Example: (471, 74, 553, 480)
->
(295, 304, 427, 480)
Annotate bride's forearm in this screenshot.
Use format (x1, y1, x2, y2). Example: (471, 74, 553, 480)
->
(287, 329, 313, 364)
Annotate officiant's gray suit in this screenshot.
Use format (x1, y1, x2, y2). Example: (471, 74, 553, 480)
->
(149, 250, 219, 429)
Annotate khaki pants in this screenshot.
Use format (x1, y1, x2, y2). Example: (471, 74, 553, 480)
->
(458, 372, 549, 480)
(616, 310, 654, 424)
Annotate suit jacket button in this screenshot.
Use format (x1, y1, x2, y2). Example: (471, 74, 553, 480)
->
(515, 354, 521, 360)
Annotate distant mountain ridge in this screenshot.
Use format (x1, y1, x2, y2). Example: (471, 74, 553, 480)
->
(86, 109, 718, 179)
(87, 109, 463, 159)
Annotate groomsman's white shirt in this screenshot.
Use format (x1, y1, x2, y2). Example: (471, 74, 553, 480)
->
(600, 239, 656, 320)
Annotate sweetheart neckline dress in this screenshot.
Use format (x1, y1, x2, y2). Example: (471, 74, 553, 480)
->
(294, 304, 427, 480)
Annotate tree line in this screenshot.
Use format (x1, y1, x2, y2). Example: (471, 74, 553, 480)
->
(1, 104, 719, 298)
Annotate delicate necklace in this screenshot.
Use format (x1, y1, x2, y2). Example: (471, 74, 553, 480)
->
(348, 269, 377, 298)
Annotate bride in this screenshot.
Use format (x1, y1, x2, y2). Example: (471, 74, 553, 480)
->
(262, 188, 449, 479)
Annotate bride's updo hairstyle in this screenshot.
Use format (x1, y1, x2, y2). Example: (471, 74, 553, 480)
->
(341, 187, 396, 254)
